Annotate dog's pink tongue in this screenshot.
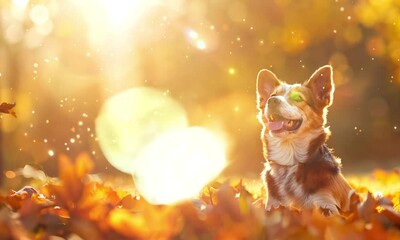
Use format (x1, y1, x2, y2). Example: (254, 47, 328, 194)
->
(268, 121, 284, 131)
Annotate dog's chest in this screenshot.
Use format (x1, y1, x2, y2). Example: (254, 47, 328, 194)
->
(266, 164, 309, 208)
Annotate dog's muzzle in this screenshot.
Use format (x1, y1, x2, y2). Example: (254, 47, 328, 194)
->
(266, 97, 303, 133)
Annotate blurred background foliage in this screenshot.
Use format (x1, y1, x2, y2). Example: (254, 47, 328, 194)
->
(0, 0, 400, 187)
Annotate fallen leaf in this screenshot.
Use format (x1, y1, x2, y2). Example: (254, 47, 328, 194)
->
(108, 208, 150, 239)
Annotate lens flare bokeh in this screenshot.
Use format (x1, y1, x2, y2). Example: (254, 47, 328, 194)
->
(134, 127, 226, 205)
(96, 88, 226, 204)
(95, 88, 188, 174)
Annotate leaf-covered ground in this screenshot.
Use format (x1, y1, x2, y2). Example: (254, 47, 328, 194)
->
(0, 154, 399, 240)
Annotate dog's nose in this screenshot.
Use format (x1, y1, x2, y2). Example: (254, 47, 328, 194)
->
(268, 97, 281, 106)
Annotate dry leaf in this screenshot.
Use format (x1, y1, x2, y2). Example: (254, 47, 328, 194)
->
(0, 102, 16, 117)
(1, 155, 399, 239)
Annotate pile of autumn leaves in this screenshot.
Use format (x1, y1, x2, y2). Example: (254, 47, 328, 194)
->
(0, 154, 399, 239)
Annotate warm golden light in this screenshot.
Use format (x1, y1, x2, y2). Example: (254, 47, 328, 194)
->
(99, 0, 149, 27)
(29, 5, 49, 25)
(184, 28, 215, 51)
(196, 40, 207, 50)
(96, 88, 227, 204)
(5, 170, 16, 179)
(95, 88, 188, 174)
(133, 127, 226, 205)
(12, 0, 29, 9)
(48, 150, 55, 157)
(74, 0, 155, 30)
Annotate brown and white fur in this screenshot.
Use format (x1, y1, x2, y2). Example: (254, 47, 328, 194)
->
(256, 65, 352, 216)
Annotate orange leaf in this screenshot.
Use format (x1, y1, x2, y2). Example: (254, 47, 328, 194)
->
(0, 195, 23, 210)
(58, 154, 75, 185)
(75, 153, 94, 179)
(58, 155, 83, 203)
(119, 195, 138, 209)
(70, 219, 102, 240)
(57, 154, 94, 204)
(380, 207, 400, 226)
(0, 186, 38, 210)
(108, 208, 150, 238)
(18, 198, 41, 231)
(214, 182, 244, 222)
(0, 102, 16, 117)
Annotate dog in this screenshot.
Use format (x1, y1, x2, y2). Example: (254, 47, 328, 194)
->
(256, 65, 352, 216)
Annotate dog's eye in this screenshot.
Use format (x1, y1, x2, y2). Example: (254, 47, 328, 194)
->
(290, 90, 303, 102)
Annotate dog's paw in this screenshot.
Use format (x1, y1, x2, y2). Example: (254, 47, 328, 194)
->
(265, 198, 280, 211)
(318, 203, 339, 216)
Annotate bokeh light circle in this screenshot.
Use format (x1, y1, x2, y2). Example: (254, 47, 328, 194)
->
(133, 127, 226, 205)
(96, 87, 188, 173)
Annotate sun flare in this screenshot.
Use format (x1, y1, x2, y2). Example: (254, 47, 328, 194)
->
(134, 127, 227, 205)
(99, 0, 151, 27)
(95, 88, 188, 174)
(96, 88, 227, 204)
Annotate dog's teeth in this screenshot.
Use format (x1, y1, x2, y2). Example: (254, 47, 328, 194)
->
(269, 115, 274, 121)
(287, 120, 293, 127)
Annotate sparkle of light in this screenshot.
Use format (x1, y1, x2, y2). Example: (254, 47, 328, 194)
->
(12, 0, 29, 8)
(196, 40, 207, 50)
(48, 150, 54, 157)
(5, 171, 16, 179)
(186, 29, 199, 39)
(99, 0, 151, 27)
(29, 5, 49, 25)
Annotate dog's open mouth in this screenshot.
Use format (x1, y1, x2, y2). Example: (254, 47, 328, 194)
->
(267, 114, 302, 132)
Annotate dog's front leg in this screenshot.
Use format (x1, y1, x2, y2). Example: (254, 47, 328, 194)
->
(263, 169, 282, 211)
(309, 192, 339, 216)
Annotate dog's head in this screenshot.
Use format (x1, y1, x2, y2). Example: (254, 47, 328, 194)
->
(257, 65, 334, 139)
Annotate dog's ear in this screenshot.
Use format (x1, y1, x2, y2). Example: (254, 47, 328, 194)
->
(257, 69, 281, 109)
(304, 65, 335, 109)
